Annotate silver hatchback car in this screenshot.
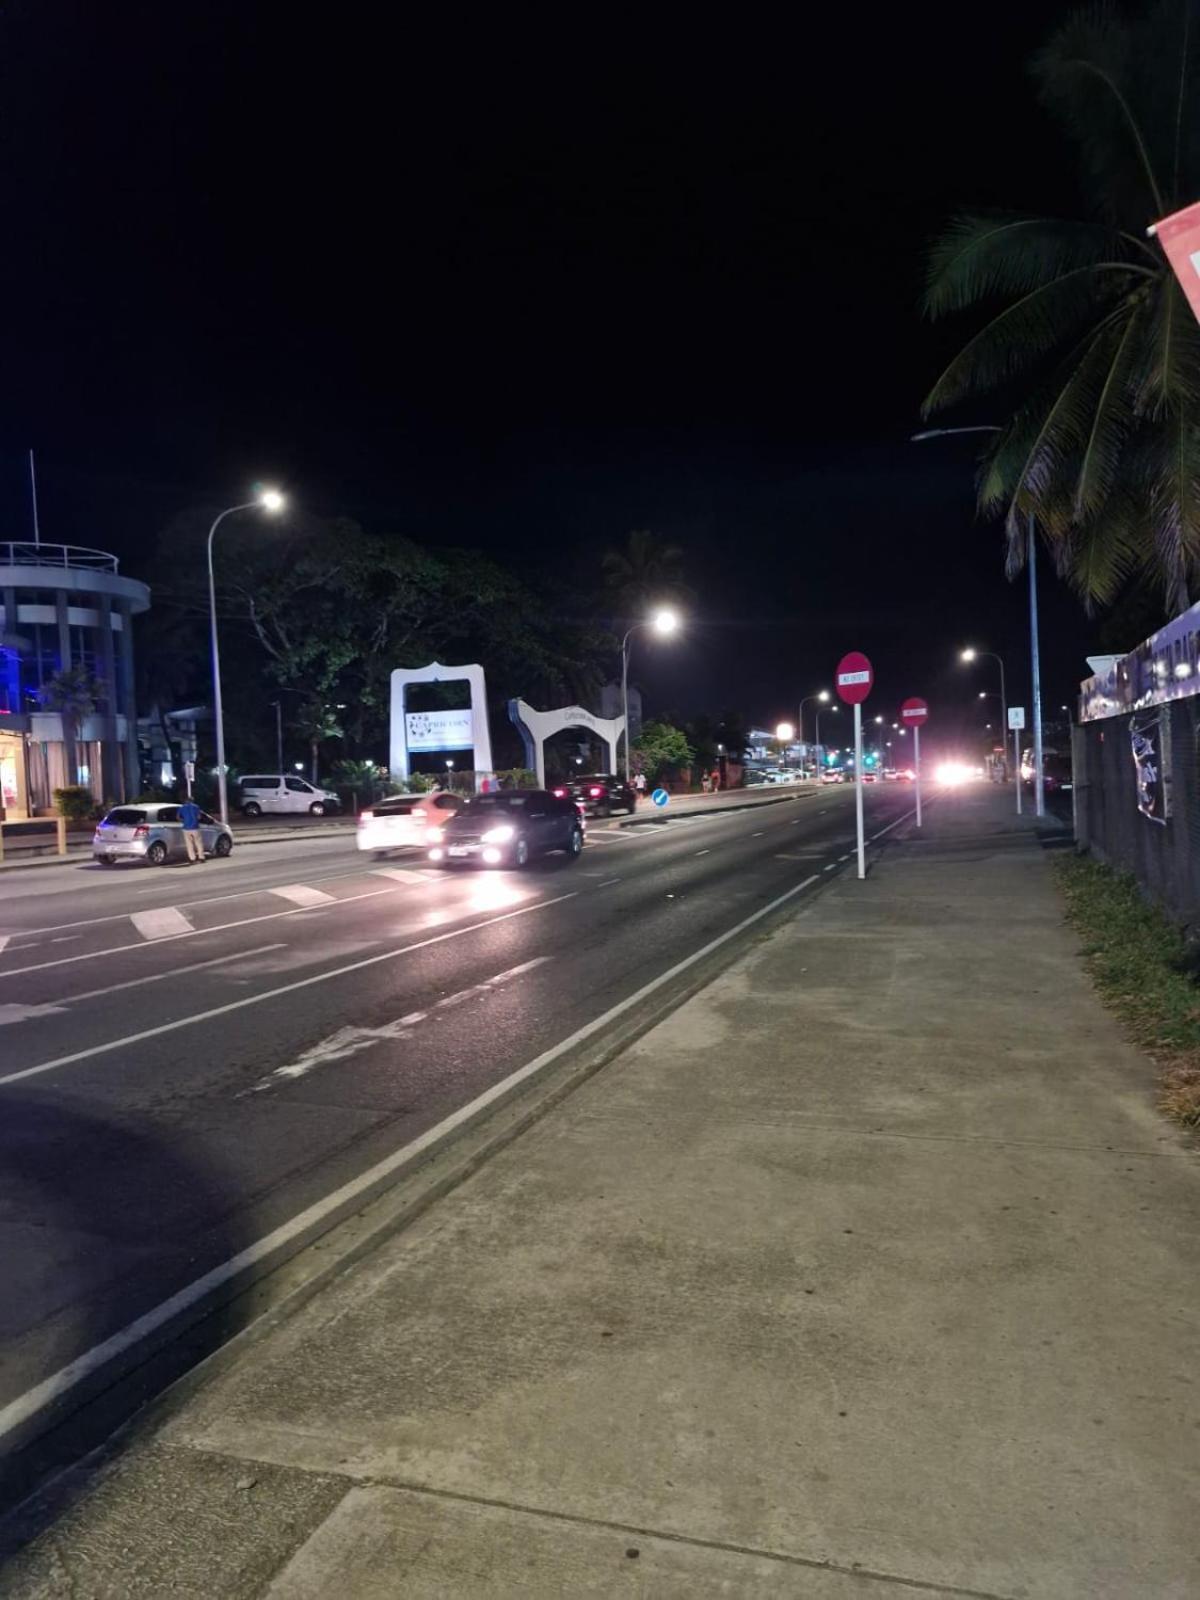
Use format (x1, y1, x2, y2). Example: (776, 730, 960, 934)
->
(92, 802, 234, 866)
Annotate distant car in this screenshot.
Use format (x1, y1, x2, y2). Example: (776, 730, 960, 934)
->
(554, 772, 636, 816)
(356, 790, 463, 856)
(428, 790, 584, 868)
(861, 771, 879, 784)
(238, 774, 340, 817)
(820, 769, 844, 785)
(1023, 752, 1074, 794)
(92, 802, 233, 867)
(882, 768, 899, 781)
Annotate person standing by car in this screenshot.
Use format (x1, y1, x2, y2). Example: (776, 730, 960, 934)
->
(179, 796, 205, 863)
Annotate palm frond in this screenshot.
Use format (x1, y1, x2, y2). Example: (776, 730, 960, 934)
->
(1134, 276, 1200, 418)
(923, 213, 1128, 317)
(1073, 298, 1147, 518)
(1145, 408, 1200, 611)
(921, 264, 1136, 416)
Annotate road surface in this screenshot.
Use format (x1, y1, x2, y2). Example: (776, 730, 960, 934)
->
(0, 783, 916, 1465)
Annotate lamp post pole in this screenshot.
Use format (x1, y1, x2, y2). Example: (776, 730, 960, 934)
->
(798, 692, 829, 778)
(206, 491, 285, 825)
(620, 625, 639, 784)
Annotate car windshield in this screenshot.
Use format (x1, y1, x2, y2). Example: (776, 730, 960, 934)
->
(374, 799, 418, 815)
(103, 808, 147, 825)
(576, 775, 614, 783)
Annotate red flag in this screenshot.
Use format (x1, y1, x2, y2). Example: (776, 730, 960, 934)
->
(1154, 199, 1200, 325)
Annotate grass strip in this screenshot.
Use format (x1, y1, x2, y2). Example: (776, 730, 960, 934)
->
(1054, 853, 1200, 1128)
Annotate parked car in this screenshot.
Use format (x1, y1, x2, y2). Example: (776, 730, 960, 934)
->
(553, 772, 636, 816)
(238, 774, 341, 817)
(1022, 751, 1074, 794)
(92, 802, 233, 866)
(428, 790, 584, 868)
(820, 768, 844, 784)
(356, 790, 463, 855)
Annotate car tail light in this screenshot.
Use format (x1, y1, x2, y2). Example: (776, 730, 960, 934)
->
(359, 810, 373, 824)
(552, 787, 567, 798)
(412, 807, 426, 819)
(133, 824, 149, 838)
(588, 786, 603, 797)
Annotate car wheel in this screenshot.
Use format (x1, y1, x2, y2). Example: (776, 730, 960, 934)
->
(147, 841, 168, 866)
(97, 855, 116, 867)
(513, 837, 530, 868)
(567, 826, 583, 857)
(309, 802, 326, 816)
(242, 801, 262, 818)
(213, 835, 233, 858)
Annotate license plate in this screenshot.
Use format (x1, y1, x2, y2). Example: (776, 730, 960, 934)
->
(448, 845, 470, 857)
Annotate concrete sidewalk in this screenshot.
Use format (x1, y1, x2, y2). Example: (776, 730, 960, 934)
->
(5, 786, 1198, 1597)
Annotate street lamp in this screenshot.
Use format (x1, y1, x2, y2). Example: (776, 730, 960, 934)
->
(620, 608, 679, 781)
(798, 690, 830, 776)
(814, 700, 838, 763)
(775, 721, 795, 769)
(207, 488, 286, 823)
(914, 424, 1044, 816)
(960, 645, 1011, 793)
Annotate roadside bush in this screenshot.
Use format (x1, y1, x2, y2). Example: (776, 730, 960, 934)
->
(53, 785, 96, 822)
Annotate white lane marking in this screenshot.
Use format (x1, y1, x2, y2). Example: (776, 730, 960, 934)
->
(248, 958, 550, 1092)
(270, 884, 336, 908)
(0, 869, 828, 1442)
(0, 1002, 66, 1025)
(50, 935, 81, 944)
(0, 937, 8, 955)
(870, 805, 918, 841)
(0, 885, 406, 980)
(371, 867, 431, 884)
(0, 898, 576, 1088)
(130, 907, 194, 940)
(693, 849, 711, 857)
(596, 878, 622, 888)
(823, 864, 837, 872)
(751, 832, 764, 837)
(839, 854, 851, 862)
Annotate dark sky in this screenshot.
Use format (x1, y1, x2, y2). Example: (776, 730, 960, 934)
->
(3, 1, 1100, 748)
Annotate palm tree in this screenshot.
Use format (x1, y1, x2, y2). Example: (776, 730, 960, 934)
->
(601, 529, 692, 617)
(922, 1, 1200, 616)
(293, 699, 343, 783)
(38, 665, 102, 788)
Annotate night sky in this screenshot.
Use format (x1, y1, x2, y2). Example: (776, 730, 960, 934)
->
(3, 1, 1101, 751)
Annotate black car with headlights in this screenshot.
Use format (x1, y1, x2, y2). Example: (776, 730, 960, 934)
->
(427, 790, 584, 868)
(553, 772, 637, 816)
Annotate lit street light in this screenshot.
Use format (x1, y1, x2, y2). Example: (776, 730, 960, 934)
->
(621, 607, 679, 781)
(207, 488, 286, 822)
(775, 721, 796, 768)
(798, 689, 830, 776)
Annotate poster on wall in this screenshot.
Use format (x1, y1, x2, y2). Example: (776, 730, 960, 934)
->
(404, 708, 474, 752)
(1130, 710, 1171, 824)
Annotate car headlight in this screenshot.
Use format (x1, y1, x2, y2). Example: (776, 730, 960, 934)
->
(427, 826, 445, 843)
(481, 824, 515, 844)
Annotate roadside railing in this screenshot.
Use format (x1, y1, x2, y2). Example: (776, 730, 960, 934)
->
(0, 542, 120, 573)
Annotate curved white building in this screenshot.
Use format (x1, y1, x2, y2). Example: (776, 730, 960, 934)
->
(0, 541, 150, 817)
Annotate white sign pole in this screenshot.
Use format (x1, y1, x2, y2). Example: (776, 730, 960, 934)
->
(914, 726, 922, 829)
(1014, 729, 1022, 815)
(854, 701, 865, 879)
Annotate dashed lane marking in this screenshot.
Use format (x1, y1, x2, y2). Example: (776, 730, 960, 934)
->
(270, 883, 337, 908)
(596, 878, 622, 888)
(0, 897, 576, 1089)
(130, 907, 194, 940)
(371, 867, 438, 883)
(0, 945, 287, 1022)
(694, 849, 711, 857)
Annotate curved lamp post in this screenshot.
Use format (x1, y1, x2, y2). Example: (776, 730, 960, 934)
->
(798, 690, 830, 776)
(620, 607, 679, 781)
(207, 488, 286, 822)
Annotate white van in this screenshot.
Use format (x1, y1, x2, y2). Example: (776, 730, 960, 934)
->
(238, 775, 341, 817)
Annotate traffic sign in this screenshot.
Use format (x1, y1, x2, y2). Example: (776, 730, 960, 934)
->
(900, 697, 928, 727)
(835, 651, 873, 705)
(1007, 706, 1026, 730)
(651, 787, 670, 808)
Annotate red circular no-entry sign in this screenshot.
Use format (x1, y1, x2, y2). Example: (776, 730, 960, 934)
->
(900, 696, 929, 727)
(835, 651, 874, 705)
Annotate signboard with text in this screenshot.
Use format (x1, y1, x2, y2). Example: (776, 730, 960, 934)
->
(1154, 199, 1200, 325)
(1007, 706, 1026, 730)
(405, 708, 474, 752)
(835, 651, 873, 704)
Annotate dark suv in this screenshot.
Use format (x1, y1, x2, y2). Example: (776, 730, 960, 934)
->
(428, 790, 584, 868)
(554, 772, 637, 816)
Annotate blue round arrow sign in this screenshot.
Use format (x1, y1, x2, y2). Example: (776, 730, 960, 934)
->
(651, 787, 670, 808)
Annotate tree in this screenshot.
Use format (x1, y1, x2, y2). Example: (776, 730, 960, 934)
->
(38, 665, 102, 787)
(922, 1, 1200, 616)
(293, 699, 344, 783)
(601, 529, 692, 617)
(633, 719, 694, 783)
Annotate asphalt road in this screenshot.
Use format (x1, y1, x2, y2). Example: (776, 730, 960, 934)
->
(0, 783, 917, 1454)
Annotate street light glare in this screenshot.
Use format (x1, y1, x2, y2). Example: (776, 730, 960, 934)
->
(960, 647, 977, 663)
(818, 689, 830, 702)
(259, 488, 286, 513)
(775, 721, 795, 742)
(651, 607, 678, 635)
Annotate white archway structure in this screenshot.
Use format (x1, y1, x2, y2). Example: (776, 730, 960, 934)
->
(390, 661, 494, 784)
(507, 698, 625, 788)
